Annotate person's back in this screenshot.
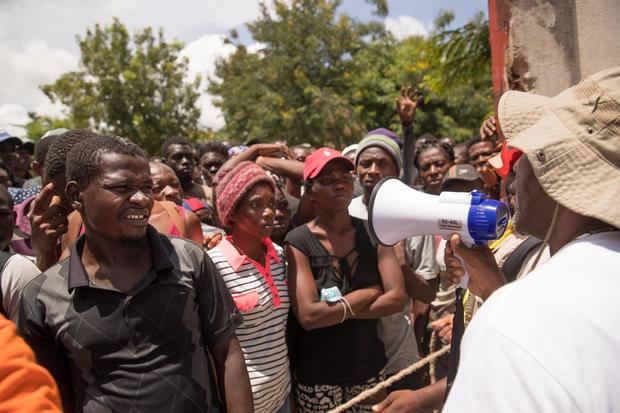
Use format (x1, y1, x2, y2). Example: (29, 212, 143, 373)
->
(446, 231, 620, 411)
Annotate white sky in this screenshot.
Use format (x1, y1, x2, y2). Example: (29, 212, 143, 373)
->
(0, 0, 470, 137)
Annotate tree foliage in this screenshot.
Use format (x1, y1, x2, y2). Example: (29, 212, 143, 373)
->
(41, 18, 201, 154)
(210, 1, 492, 145)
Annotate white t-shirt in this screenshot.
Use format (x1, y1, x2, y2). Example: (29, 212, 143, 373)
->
(1, 254, 41, 323)
(444, 231, 620, 412)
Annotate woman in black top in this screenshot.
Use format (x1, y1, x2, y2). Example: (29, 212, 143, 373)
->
(285, 148, 405, 412)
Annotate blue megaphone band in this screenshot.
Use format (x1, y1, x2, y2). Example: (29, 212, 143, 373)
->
(467, 191, 510, 245)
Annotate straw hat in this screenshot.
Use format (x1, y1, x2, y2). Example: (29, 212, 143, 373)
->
(498, 67, 620, 228)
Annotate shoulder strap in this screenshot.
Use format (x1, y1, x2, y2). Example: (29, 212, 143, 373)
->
(0, 251, 15, 318)
(160, 201, 187, 237)
(501, 236, 543, 283)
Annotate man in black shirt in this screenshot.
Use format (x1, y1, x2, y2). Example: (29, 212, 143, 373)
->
(19, 135, 252, 413)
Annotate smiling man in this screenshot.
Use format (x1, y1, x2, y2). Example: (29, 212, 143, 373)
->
(18, 135, 252, 413)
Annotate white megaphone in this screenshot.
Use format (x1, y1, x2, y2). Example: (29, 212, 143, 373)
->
(368, 177, 510, 288)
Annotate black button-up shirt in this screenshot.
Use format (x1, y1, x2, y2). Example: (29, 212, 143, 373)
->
(19, 226, 242, 412)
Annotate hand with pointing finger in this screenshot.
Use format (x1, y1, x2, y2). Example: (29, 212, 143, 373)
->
(29, 183, 70, 271)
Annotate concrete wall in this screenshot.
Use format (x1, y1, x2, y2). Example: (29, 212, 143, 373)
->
(501, 0, 620, 97)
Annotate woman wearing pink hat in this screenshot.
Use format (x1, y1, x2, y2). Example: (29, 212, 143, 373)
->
(285, 148, 406, 412)
(208, 161, 292, 413)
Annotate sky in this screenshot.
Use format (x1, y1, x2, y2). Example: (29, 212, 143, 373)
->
(0, 0, 486, 137)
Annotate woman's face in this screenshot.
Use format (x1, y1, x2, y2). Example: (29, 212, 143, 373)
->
(417, 147, 452, 195)
(231, 182, 276, 239)
(311, 161, 354, 212)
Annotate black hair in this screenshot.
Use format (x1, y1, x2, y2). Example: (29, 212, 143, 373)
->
(199, 141, 229, 159)
(66, 135, 148, 189)
(34, 134, 60, 164)
(413, 138, 455, 169)
(467, 135, 497, 151)
(161, 135, 191, 158)
(45, 129, 100, 180)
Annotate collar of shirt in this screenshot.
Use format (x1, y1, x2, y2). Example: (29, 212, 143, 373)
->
(218, 236, 283, 307)
(218, 236, 281, 273)
(68, 225, 174, 291)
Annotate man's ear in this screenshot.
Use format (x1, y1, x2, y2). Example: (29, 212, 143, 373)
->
(65, 181, 83, 211)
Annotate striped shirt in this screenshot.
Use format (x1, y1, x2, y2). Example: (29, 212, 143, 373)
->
(208, 237, 290, 413)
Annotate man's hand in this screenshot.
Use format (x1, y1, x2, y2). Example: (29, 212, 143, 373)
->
(444, 234, 506, 301)
(479, 116, 497, 140)
(203, 232, 223, 250)
(252, 143, 290, 159)
(430, 314, 454, 345)
(396, 86, 423, 126)
(393, 240, 407, 267)
(29, 183, 70, 271)
(372, 390, 432, 413)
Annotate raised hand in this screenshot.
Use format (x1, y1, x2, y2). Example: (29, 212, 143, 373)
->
(396, 86, 423, 126)
(29, 183, 71, 270)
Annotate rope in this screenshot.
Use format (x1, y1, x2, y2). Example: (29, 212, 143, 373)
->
(327, 345, 451, 413)
(429, 330, 439, 384)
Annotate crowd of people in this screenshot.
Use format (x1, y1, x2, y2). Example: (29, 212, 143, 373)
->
(0, 66, 618, 413)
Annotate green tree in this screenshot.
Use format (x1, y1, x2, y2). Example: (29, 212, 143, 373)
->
(211, 2, 491, 146)
(209, 0, 390, 147)
(24, 113, 75, 141)
(41, 18, 201, 154)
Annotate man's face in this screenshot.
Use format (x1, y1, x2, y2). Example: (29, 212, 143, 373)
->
(356, 147, 398, 201)
(80, 154, 154, 243)
(200, 151, 227, 184)
(417, 147, 452, 195)
(512, 155, 554, 238)
(231, 183, 275, 239)
(292, 147, 311, 163)
(166, 144, 195, 182)
(453, 145, 469, 165)
(468, 141, 496, 173)
(272, 188, 291, 240)
(0, 191, 15, 250)
(151, 164, 183, 205)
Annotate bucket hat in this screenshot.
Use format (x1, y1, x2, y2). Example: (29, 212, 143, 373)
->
(498, 67, 620, 228)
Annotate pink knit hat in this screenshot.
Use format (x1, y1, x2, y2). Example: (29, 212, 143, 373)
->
(216, 161, 276, 227)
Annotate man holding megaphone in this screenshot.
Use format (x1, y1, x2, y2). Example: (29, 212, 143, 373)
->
(375, 68, 620, 412)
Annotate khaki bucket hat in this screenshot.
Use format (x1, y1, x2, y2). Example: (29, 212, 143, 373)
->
(498, 67, 620, 229)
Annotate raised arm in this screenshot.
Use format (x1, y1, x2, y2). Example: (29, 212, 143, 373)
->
(285, 244, 381, 330)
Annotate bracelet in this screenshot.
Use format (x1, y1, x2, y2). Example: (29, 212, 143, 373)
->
(339, 300, 347, 323)
(340, 297, 355, 317)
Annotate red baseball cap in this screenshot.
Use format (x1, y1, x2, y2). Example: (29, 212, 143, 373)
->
(488, 141, 523, 179)
(303, 147, 354, 181)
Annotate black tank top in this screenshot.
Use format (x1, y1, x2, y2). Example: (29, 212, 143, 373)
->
(285, 217, 387, 385)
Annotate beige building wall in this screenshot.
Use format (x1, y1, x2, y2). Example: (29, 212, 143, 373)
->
(506, 0, 620, 96)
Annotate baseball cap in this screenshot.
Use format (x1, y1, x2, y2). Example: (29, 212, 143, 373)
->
(303, 147, 353, 181)
(488, 142, 523, 179)
(442, 164, 482, 184)
(0, 131, 23, 147)
(498, 66, 620, 228)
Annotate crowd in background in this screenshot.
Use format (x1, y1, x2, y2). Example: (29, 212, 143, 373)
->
(0, 68, 618, 413)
